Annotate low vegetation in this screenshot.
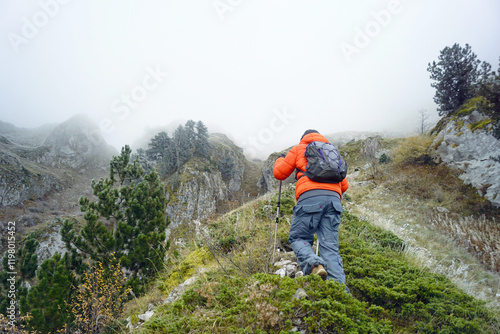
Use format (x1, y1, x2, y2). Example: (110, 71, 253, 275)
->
(130, 187, 499, 333)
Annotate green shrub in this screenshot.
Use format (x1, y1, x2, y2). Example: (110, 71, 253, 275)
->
(340, 211, 498, 333)
(379, 153, 391, 164)
(144, 273, 392, 334)
(270, 186, 296, 216)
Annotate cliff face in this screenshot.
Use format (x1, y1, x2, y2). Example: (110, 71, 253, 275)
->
(166, 163, 228, 228)
(432, 110, 500, 207)
(0, 137, 65, 206)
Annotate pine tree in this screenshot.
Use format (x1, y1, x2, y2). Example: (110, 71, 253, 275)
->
(172, 125, 191, 171)
(21, 253, 74, 333)
(61, 145, 169, 291)
(146, 131, 172, 162)
(18, 233, 38, 281)
(159, 149, 177, 175)
(145, 132, 176, 175)
(477, 58, 500, 114)
(427, 43, 481, 116)
(134, 148, 154, 174)
(184, 119, 197, 153)
(194, 121, 210, 158)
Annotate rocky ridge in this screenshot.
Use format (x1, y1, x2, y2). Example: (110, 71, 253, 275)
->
(164, 133, 257, 229)
(0, 114, 116, 207)
(0, 139, 65, 206)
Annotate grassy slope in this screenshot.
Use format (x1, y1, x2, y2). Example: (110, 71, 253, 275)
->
(123, 177, 499, 333)
(341, 136, 500, 309)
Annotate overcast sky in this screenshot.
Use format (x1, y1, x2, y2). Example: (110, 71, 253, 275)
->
(1, 0, 499, 158)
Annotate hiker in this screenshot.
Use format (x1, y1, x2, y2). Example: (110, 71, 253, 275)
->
(273, 129, 349, 289)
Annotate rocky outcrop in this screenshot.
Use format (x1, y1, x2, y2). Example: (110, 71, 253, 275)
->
(273, 257, 303, 278)
(432, 110, 500, 207)
(0, 142, 65, 206)
(35, 223, 67, 266)
(166, 163, 228, 228)
(135, 132, 260, 230)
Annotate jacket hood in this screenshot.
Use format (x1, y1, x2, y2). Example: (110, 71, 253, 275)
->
(299, 132, 329, 145)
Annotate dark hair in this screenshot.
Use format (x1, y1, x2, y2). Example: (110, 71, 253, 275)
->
(301, 129, 319, 139)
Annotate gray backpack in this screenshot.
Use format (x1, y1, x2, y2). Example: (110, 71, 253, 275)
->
(297, 141, 347, 183)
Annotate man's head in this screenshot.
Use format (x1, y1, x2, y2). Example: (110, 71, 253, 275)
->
(301, 129, 319, 139)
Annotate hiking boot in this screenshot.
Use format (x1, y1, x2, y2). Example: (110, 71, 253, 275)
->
(311, 265, 327, 280)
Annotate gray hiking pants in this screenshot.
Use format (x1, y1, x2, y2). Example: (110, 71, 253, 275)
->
(289, 195, 346, 284)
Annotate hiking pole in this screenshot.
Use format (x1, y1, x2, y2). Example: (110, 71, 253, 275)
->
(272, 180, 283, 266)
(316, 238, 319, 256)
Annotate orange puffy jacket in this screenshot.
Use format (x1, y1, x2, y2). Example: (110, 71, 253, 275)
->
(273, 132, 349, 200)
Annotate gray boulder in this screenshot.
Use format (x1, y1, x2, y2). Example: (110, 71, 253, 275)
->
(432, 111, 500, 207)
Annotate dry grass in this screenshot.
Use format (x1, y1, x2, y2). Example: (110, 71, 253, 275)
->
(429, 212, 499, 272)
(391, 135, 433, 165)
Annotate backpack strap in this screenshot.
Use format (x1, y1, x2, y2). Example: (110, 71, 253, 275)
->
(296, 144, 311, 181)
(295, 167, 307, 181)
